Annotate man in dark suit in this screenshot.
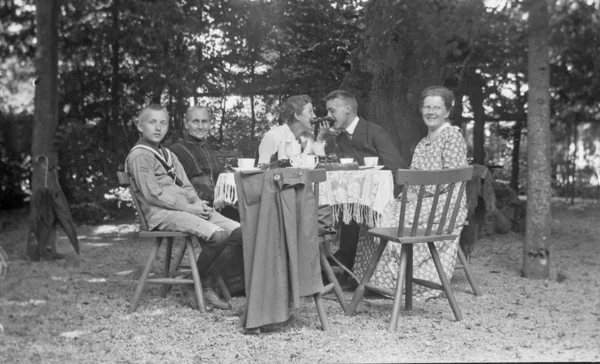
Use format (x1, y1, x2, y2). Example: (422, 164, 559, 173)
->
(323, 90, 407, 277)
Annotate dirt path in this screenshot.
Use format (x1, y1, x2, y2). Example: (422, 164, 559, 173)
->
(1, 201, 599, 363)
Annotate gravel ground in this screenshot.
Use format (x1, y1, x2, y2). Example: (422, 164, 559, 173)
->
(1, 200, 599, 363)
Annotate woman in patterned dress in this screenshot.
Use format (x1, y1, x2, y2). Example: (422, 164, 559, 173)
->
(354, 85, 468, 299)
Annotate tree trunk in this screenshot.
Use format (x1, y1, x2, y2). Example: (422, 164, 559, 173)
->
(219, 97, 226, 143)
(468, 74, 486, 165)
(342, 1, 482, 163)
(249, 65, 257, 140)
(523, 0, 551, 280)
(510, 78, 525, 192)
(451, 89, 464, 127)
(29, 0, 60, 260)
(510, 120, 523, 192)
(569, 120, 578, 204)
(108, 0, 121, 178)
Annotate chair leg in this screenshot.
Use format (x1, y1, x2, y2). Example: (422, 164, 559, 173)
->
(172, 241, 187, 272)
(314, 292, 332, 331)
(215, 274, 232, 302)
(388, 245, 408, 332)
(427, 242, 463, 321)
(405, 243, 413, 311)
(319, 242, 349, 314)
(186, 236, 207, 314)
(347, 238, 388, 316)
(164, 241, 188, 295)
(129, 237, 162, 313)
(457, 247, 482, 296)
(160, 237, 174, 298)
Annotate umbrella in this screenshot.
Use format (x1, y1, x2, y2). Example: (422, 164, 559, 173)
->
(30, 156, 79, 260)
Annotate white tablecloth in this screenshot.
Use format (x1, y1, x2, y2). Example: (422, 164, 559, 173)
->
(214, 169, 395, 227)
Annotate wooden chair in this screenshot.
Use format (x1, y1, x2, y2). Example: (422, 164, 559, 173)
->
(347, 167, 473, 331)
(117, 171, 208, 313)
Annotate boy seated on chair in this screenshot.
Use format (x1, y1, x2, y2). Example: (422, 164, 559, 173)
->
(126, 103, 241, 310)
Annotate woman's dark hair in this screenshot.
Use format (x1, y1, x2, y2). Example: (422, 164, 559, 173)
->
(419, 86, 454, 112)
(279, 95, 312, 125)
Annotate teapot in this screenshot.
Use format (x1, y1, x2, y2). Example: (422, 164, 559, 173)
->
(278, 140, 301, 160)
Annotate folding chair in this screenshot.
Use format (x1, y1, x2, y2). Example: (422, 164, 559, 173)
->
(347, 167, 473, 331)
(117, 171, 208, 313)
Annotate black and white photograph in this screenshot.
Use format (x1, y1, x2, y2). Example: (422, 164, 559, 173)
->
(1, 0, 599, 362)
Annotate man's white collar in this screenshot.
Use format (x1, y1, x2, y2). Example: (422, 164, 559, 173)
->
(345, 116, 360, 135)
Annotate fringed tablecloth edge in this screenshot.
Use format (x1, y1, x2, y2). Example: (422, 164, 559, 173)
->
(214, 179, 237, 210)
(331, 203, 382, 228)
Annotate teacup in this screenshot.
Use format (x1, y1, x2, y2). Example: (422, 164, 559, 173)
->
(364, 157, 379, 167)
(238, 158, 255, 169)
(290, 154, 303, 168)
(340, 158, 354, 164)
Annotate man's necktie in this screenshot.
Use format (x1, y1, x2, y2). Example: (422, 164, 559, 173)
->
(345, 130, 353, 141)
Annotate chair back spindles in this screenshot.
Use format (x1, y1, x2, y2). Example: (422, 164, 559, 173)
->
(424, 184, 442, 236)
(117, 171, 150, 232)
(394, 167, 473, 239)
(447, 180, 467, 234)
(396, 186, 408, 237)
(436, 181, 456, 235)
(410, 185, 426, 236)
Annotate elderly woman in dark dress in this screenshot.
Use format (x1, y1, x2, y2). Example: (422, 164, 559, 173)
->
(170, 105, 244, 293)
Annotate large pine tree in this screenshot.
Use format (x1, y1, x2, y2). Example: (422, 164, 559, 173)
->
(29, 0, 60, 259)
(523, 0, 552, 279)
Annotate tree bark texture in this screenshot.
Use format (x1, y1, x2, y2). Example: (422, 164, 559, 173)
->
(341, 0, 483, 163)
(510, 120, 523, 192)
(511, 78, 526, 192)
(467, 73, 486, 165)
(29, 0, 60, 260)
(32, 0, 60, 195)
(569, 121, 578, 203)
(523, 0, 552, 279)
(107, 0, 121, 180)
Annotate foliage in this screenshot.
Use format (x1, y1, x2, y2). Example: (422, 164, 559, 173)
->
(0, 150, 30, 209)
(0, 0, 365, 208)
(551, 0, 600, 123)
(343, 0, 487, 161)
(1, 0, 600, 209)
